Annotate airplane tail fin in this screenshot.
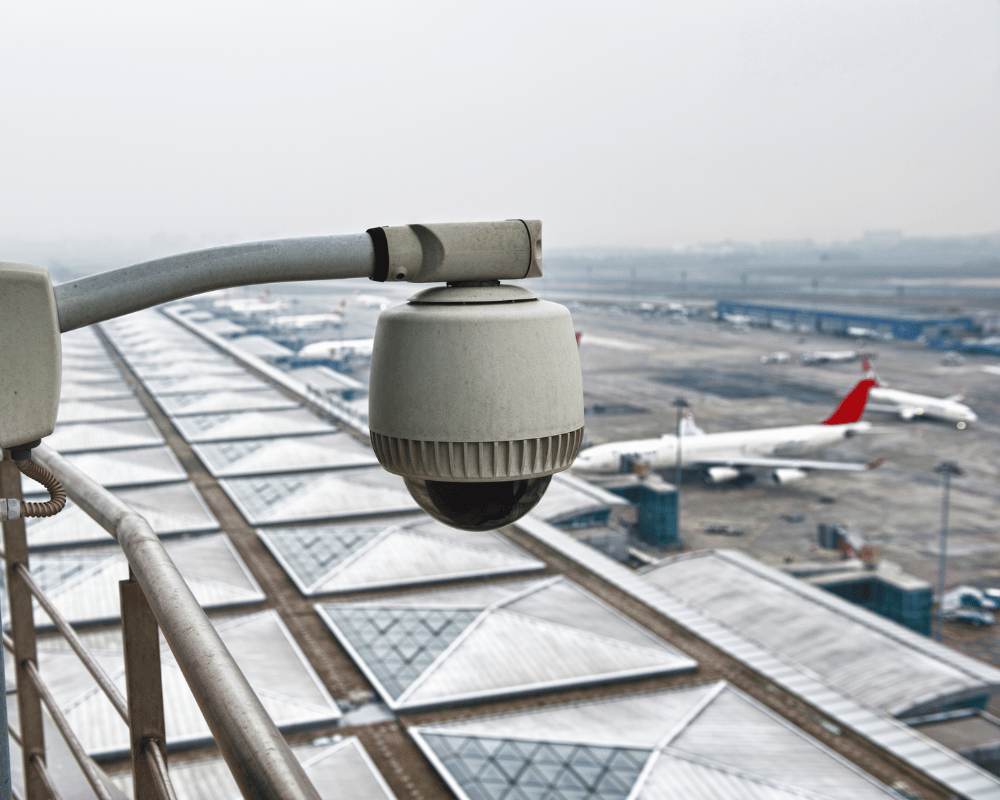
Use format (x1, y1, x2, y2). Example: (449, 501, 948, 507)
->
(822, 378, 878, 425)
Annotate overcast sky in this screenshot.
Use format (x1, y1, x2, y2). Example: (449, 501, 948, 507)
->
(3, 0, 998, 251)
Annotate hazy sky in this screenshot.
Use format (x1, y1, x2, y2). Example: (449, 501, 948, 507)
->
(3, 0, 999, 250)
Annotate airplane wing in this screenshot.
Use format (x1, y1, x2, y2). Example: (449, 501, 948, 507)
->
(690, 456, 884, 472)
(866, 402, 919, 419)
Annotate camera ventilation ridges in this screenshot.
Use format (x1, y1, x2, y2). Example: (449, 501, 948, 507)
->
(370, 427, 585, 481)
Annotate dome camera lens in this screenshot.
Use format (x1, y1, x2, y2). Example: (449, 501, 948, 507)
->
(403, 475, 552, 532)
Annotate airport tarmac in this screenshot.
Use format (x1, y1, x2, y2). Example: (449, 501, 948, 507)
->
(569, 305, 1000, 597)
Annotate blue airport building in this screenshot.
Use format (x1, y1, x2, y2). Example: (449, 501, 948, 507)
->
(715, 300, 976, 342)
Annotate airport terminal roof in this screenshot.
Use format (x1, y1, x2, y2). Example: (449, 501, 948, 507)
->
(318, 575, 697, 710)
(411, 681, 902, 800)
(640, 549, 1000, 718)
(61, 445, 187, 488)
(227, 334, 297, 361)
(15, 304, 998, 799)
(259, 516, 545, 595)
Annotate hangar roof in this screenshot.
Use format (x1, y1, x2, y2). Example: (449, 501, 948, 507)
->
(157, 387, 300, 416)
(640, 549, 1000, 718)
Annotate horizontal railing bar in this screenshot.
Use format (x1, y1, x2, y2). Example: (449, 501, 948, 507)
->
(24, 659, 118, 800)
(145, 739, 180, 800)
(32, 444, 323, 800)
(31, 752, 66, 800)
(13, 562, 130, 723)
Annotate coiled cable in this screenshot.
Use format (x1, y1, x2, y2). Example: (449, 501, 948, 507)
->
(14, 457, 67, 517)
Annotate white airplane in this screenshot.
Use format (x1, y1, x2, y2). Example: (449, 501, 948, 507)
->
(863, 361, 977, 428)
(297, 338, 374, 361)
(573, 376, 882, 485)
(270, 300, 346, 330)
(801, 349, 877, 366)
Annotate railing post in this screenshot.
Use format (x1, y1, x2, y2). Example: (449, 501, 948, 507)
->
(120, 568, 167, 800)
(0, 455, 45, 800)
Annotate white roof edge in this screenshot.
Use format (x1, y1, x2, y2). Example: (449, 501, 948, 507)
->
(516, 514, 1000, 800)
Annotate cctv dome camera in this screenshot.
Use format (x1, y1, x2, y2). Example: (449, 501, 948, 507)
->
(369, 283, 584, 531)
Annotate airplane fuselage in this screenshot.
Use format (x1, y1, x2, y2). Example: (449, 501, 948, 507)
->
(573, 421, 871, 475)
(868, 387, 977, 425)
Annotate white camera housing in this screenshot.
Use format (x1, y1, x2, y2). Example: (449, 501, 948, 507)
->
(0, 263, 61, 451)
(369, 283, 584, 530)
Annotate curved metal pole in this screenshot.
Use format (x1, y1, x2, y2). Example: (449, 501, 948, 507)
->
(32, 445, 321, 800)
(54, 234, 375, 332)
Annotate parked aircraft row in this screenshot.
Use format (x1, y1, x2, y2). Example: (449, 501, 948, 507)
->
(573, 359, 977, 484)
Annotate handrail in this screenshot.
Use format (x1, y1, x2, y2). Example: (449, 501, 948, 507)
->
(32, 444, 323, 800)
(11, 562, 129, 723)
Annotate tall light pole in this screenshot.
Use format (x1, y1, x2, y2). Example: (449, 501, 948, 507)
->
(673, 397, 690, 542)
(934, 461, 963, 640)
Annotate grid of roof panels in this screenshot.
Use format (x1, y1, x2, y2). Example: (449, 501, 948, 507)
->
(110, 738, 398, 800)
(221, 468, 418, 525)
(27, 610, 341, 758)
(143, 372, 266, 395)
(318, 576, 697, 710)
(411, 682, 901, 800)
(2, 535, 264, 628)
(260, 516, 546, 595)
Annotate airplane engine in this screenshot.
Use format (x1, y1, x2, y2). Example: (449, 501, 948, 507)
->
(771, 468, 808, 485)
(899, 407, 921, 420)
(704, 466, 742, 485)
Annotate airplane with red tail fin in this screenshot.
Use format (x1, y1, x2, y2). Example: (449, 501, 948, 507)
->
(573, 375, 883, 485)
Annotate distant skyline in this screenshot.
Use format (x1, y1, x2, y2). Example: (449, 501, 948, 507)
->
(3, 1, 998, 252)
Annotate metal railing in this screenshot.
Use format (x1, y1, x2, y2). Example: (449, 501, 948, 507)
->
(1, 447, 324, 800)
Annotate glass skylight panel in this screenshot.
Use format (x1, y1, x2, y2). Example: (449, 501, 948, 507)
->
(158, 388, 300, 416)
(62, 446, 187, 488)
(172, 409, 335, 442)
(143, 372, 265, 396)
(192, 432, 378, 477)
(33, 610, 341, 757)
(56, 396, 148, 424)
(260, 517, 546, 595)
(221, 468, 418, 525)
(45, 419, 165, 453)
(3, 535, 264, 628)
(59, 379, 134, 401)
(410, 683, 902, 800)
(318, 577, 697, 710)
(24, 482, 218, 549)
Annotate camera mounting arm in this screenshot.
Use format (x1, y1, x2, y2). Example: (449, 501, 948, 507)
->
(53, 219, 542, 332)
